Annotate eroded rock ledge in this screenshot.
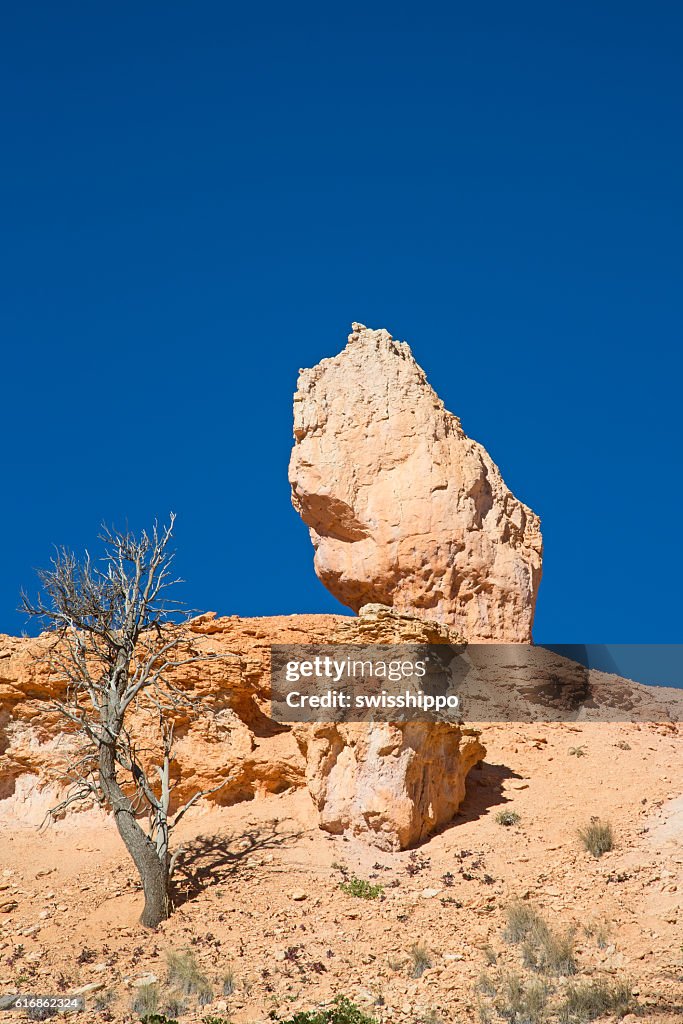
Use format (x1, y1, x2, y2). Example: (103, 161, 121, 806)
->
(0, 608, 484, 850)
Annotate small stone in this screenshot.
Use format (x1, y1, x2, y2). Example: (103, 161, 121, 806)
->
(291, 891, 308, 901)
(421, 888, 441, 899)
(70, 982, 105, 996)
(131, 973, 158, 987)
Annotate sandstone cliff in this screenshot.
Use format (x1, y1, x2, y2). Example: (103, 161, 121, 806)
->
(0, 609, 485, 850)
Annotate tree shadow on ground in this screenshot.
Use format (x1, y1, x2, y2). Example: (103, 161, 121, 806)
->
(454, 760, 522, 825)
(171, 820, 302, 909)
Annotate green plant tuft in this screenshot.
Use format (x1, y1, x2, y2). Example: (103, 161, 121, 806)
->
(339, 875, 383, 900)
(279, 994, 377, 1024)
(496, 809, 521, 827)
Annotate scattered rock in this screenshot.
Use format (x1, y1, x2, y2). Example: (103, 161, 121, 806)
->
(131, 973, 159, 987)
(70, 981, 105, 996)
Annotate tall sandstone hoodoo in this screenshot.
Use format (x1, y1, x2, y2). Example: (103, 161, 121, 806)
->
(289, 323, 543, 642)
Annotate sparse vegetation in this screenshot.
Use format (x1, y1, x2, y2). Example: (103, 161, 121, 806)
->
(92, 990, 116, 1013)
(222, 968, 236, 996)
(492, 971, 550, 1023)
(339, 875, 383, 900)
(25, 1008, 58, 1022)
(76, 946, 97, 965)
(479, 905, 635, 1024)
(557, 977, 635, 1021)
(522, 924, 577, 977)
(140, 1016, 179, 1024)
(405, 851, 431, 875)
(615, 740, 631, 751)
(163, 995, 188, 1018)
(496, 809, 521, 827)
(583, 920, 611, 950)
(410, 942, 432, 979)
(504, 902, 577, 976)
(477, 972, 497, 997)
(568, 745, 588, 757)
(279, 995, 377, 1024)
(579, 819, 614, 858)
(132, 984, 160, 1018)
(483, 945, 498, 966)
(166, 949, 213, 1002)
(503, 902, 546, 944)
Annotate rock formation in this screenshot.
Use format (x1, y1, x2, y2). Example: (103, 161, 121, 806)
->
(0, 609, 486, 849)
(2, 612, 681, 844)
(294, 719, 485, 850)
(289, 323, 543, 642)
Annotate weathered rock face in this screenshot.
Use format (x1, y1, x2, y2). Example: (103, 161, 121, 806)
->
(0, 609, 485, 849)
(294, 719, 485, 851)
(289, 323, 543, 642)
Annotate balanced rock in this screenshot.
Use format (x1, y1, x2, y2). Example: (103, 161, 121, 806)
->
(289, 323, 543, 641)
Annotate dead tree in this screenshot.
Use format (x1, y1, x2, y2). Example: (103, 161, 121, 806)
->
(22, 515, 227, 928)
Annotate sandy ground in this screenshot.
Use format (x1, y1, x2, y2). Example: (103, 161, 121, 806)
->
(0, 721, 681, 1023)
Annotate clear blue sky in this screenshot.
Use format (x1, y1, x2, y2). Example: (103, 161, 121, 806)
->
(2, 2, 681, 642)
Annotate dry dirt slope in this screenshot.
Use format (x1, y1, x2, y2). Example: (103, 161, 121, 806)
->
(0, 719, 681, 1023)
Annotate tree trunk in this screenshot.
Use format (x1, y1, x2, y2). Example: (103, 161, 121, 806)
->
(99, 738, 171, 928)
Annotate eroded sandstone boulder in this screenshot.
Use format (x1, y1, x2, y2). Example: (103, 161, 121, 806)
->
(289, 323, 543, 641)
(294, 719, 485, 850)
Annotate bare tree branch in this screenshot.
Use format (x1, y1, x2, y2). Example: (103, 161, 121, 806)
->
(22, 515, 232, 929)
